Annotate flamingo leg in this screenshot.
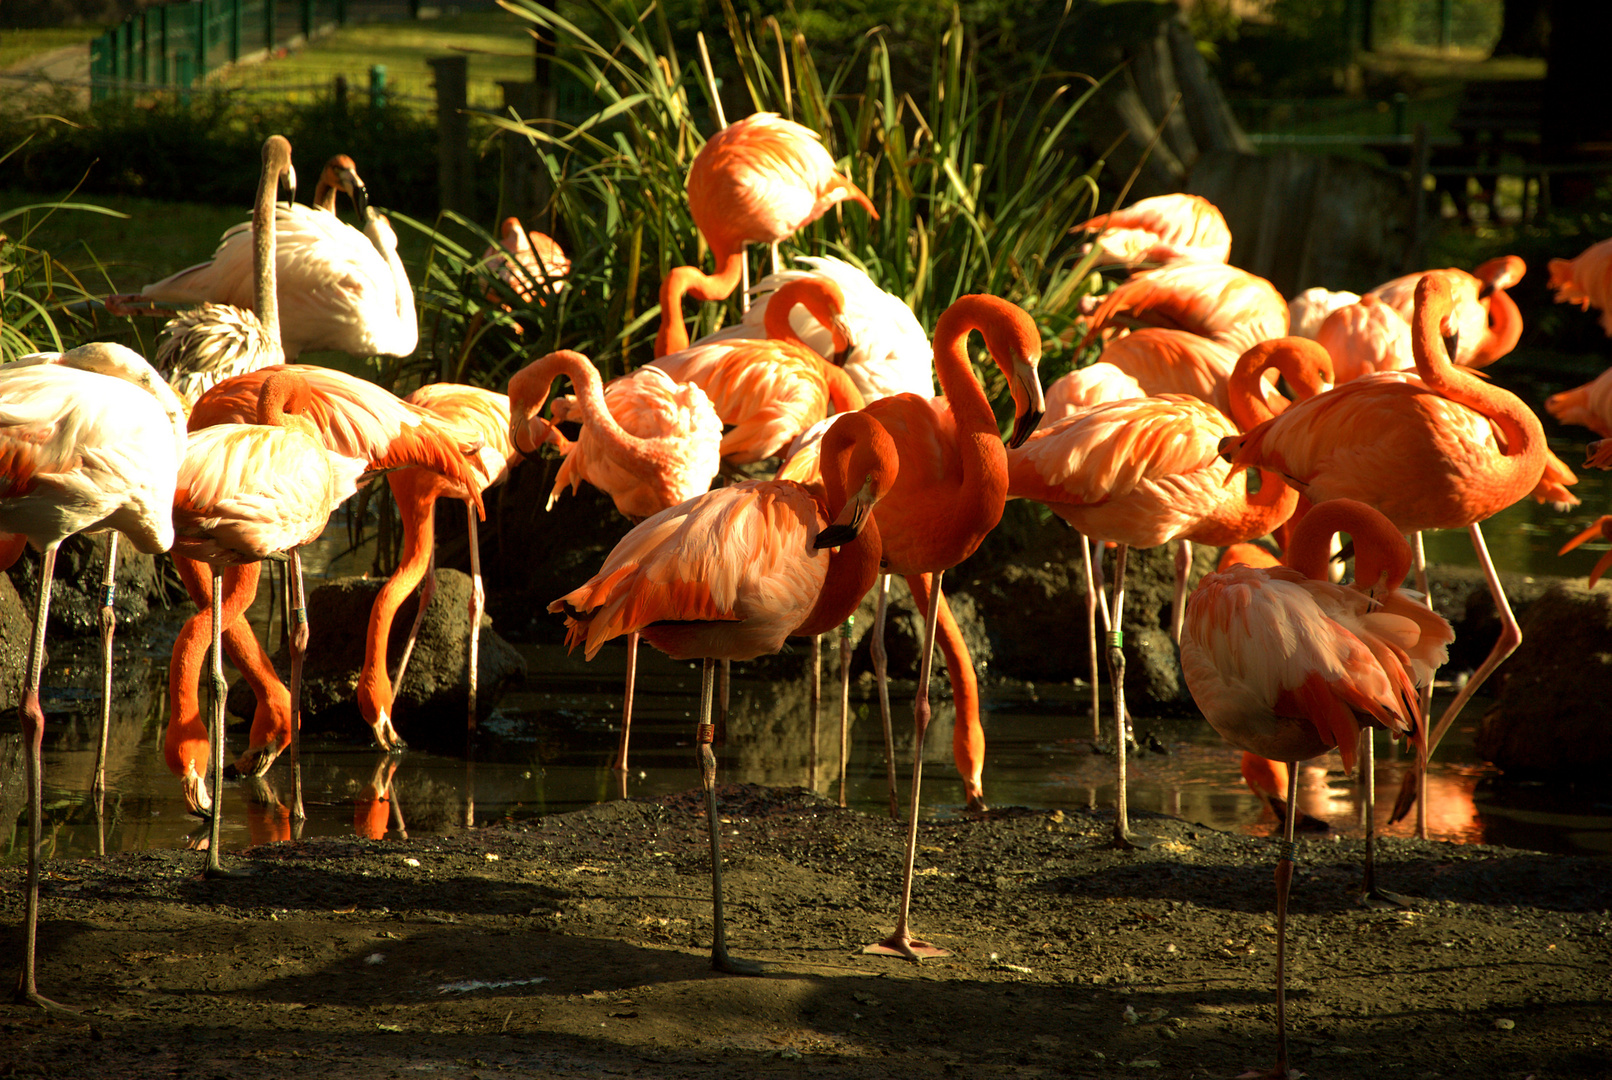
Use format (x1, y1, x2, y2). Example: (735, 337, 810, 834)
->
(1080, 534, 1102, 744)
(870, 574, 898, 820)
(1107, 545, 1154, 849)
(1400, 522, 1521, 839)
(612, 632, 639, 774)
(288, 549, 309, 823)
(92, 534, 118, 859)
(14, 542, 77, 1015)
(864, 571, 951, 961)
(1411, 532, 1435, 728)
(1170, 538, 1191, 644)
(697, 657, 762, 975)
(1266, 763, 1300, 1080)
(465, 501, 484, 741)
(806, 634, 820, 790)
(392, 549, 437, 698)
(716, 658, 731, 746)
(202, 568, 242, 880)
(838, 618, 852, 808)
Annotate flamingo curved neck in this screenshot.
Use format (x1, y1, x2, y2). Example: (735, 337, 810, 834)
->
(1467, 288, 1521, 368)
(1413, 286, 1542, 471)
(655, 251, 747, 356)
(1284, 500, 1410, 589)
(510, 351, 660, 473)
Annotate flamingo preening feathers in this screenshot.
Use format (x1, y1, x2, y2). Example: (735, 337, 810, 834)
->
(1071, 192, 1232, 267)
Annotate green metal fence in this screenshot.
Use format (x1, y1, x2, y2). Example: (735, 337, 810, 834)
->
(88, 0, 349, 100)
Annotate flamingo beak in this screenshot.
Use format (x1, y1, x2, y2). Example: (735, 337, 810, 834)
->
(182, 766, 212, 819)
(227, 743, 282, 780)
(282, 163, 298, 199)
(349, 173, 370, 218)
(1442, 328, 1460, 361)
(813, 477, 876, 550)
(1008, 356, 1045, 449)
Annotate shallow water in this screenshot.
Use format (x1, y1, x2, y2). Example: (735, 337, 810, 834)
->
(8, 439, 1612, 867)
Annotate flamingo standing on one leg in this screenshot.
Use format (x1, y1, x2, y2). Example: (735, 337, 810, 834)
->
(1219, 273, 1549, 838)
(167, 370, 372, 865)
(1006, 337, 1334, 848)
(852, 294, 1045, 960)
(551, 412, 899, 973)
(0, 343, 186, 1013)
(1180, 498, 1452, 1079)
(508, 350, 724, 774)
(655, 112, 878, 357)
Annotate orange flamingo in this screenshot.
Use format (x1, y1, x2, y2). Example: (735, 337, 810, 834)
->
(357, 383, 526, 757)
(551, 412, 899, 973)
(653, 277, 865, 464)
(655, 112, 877, 357)
(1078, 261, 1290, 356)
(1368, 255, 1526, 368)
(1180, 498, 1451, 1080)
(509, 350, 725, 773)
(480, 216, 570, 305)
(695, 255, 935, 400)
(167, 370, 370, 870)
(1006, 337, 1333, 847)
(0, 343, 185, 1014)
(1072, 192, 1232, 266)
(1046, 327, 1285, 423)
(1314, 294, 1415, 382)
(1220, 272, 1548, 838)
(174, 365, 486, 772)
(1545, 366, 1612, 437)
(851, 295, 1044, 960)
(1548, 237, 1612, 335)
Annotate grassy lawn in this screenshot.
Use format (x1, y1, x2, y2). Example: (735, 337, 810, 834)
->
(209, 11, 539, 110)
(0, 188, 438, 295)
(0, 27, 102, 71)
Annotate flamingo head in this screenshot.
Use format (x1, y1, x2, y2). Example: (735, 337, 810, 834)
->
(812, 413, 898, 550)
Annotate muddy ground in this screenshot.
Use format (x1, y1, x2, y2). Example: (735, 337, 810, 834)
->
(0, 785, 1608, 1080)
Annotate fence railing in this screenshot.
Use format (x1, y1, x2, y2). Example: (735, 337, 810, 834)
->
(88, 0, 349, 100)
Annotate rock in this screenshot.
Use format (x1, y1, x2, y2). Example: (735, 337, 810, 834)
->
(4, 533, 173, 640)
(226, 569, 527, 751)
(1423, 563, 1551, 675)
(0, 572, 30, 712)
(1478, 581, 1612, 774)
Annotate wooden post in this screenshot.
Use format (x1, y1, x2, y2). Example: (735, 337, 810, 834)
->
(300, 0, 313, 42)
(429, 55, 473, 217)
(194, 0, 207, 80)
(264, 0, 275, 55)
(228, 0, 240, 64)
(497, 80, 541, 227)
(157, 6, 169, 85)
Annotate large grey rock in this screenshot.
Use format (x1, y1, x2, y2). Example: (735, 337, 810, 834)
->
(1478, 581, 1612, 774)
(0, 572, 30, 712)
(4, 533, 172, 639)
(1423, 563, 1552, 674)
(227, 568, 527, 751)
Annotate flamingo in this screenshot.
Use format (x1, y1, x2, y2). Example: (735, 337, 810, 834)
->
(1006, 337, 1333, 847)
(1071, 193, 1232, 267)
(1287, 287, 1360, 340)
(1078, 261, 1290, 356)
(355, 383, 521, 759)
(148, 135, 294, 407)
(508, 350, 723, 774)
(693, 256, 935, 400)
(167, 370, 372, 859)
(1219, 272, 1548, 838)
(652, 276, 865, 464)
(1045, 327, 1284, 423)
(551, 411, 899, 973)
(111, 153, 417, 363)
(851, 294, 1045, 960)
(0, 343, 186, 1012)
(1314, 294, 1415, 382)
(480, 216, 570, 305)
(173, 364, 487, 774)
(1548, 237, 1612, 335)
(655, 112, 877, 357)
(1558, 514, 1612, 586)
(1367, 255, 1526, 368)
(1179, 498, 1451, 1080)
(1545, 365, 1612, 437)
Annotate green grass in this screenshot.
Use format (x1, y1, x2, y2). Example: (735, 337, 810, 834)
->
(0, 27, 102, 71)
(208, 11, 539, 110)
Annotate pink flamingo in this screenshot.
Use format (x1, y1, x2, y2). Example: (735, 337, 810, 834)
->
(0, 343, 185, 1014)
(655, 112, 877, 357)
(1072, 192, 1232, 266)
(1180, 498, 1451, 1080)
(1367, 255, 1526, 368)
(1220, 272, 1548, 837)
(1078, 261, 1290, 356)
(552, 412, 899, 973)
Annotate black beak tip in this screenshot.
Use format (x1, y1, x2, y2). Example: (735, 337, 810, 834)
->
(1009, 409, 1044, 450)
(1442, 331, 1460, 359)
(813, 524, 858, 550)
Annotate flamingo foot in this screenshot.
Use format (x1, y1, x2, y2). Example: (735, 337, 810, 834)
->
(1358, 886, 1414, 910)
(13, 984, 81, 1019)
(863, 932, 951, 961)
(1110, 825, 1162, 852)
(203, 863, 250, 881)
(964, 794, 990, 814)
(710, 946, 765, 976)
